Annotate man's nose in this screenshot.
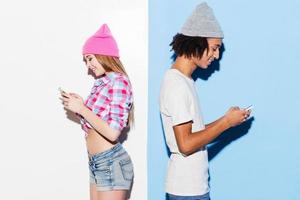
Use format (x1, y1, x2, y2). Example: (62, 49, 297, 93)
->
(214, 50, 220, 60)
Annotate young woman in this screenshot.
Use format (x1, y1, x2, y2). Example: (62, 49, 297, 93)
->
(60, 24, 134, 200)
(159, 3, 251, 200)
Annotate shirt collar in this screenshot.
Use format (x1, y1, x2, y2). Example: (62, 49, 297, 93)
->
(94, 72, 119, 86)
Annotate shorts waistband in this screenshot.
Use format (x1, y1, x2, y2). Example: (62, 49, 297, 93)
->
(88, 143, 123, 161)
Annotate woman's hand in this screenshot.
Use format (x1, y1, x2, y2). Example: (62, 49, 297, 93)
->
(224, 106, 251, 127)
(59, 92, 85, 114)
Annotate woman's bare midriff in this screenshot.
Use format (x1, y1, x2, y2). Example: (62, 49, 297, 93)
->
(85, 128, 117, 155)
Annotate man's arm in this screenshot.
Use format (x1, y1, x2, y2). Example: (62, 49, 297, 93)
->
(173, 107, 248, 156)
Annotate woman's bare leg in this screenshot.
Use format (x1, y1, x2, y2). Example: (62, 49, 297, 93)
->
(97, 190, 127, 200)
(90, 184, 98, 200)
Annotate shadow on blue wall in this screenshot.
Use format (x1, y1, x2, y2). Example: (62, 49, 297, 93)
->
(208, 117, 255, 161)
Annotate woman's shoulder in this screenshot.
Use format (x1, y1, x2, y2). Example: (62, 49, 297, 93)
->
(107, 72, 131, 88)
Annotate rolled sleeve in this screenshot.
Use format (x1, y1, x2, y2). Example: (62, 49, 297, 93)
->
(107, 77, 132, 131)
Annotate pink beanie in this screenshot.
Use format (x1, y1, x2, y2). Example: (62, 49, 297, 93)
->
(82, 24, 119, 57)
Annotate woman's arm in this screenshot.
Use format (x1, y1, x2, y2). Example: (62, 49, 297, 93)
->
(79, 105, 121, 141)
(60, 93, 121, 142)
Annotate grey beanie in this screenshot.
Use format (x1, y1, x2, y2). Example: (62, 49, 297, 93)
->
(180, 2, 224, 38)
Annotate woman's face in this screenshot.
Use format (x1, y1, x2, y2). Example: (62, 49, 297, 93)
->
(193, 38, 222, 69)
(84, 54, 106, 77)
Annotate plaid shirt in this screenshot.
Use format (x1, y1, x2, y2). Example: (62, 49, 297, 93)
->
(79, 72, 133, 134)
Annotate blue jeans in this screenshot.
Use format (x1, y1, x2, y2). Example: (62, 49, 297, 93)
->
(167, 192, 210, 200)
(88, 143, 134, 191)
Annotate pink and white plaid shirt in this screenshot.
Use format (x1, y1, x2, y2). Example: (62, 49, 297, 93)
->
(79, 72, 133, 134)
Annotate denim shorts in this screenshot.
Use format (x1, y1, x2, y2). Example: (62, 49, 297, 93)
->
(88, 143, 134, 191)
(167, 192, 210, 200)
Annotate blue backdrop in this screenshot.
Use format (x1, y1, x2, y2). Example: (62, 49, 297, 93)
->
(148, 0, 300, 199)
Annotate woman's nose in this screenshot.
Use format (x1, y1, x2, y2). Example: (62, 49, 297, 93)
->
(86, 63, 91, 68)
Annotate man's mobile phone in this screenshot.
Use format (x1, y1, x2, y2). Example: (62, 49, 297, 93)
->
(245, 105, 253, 111)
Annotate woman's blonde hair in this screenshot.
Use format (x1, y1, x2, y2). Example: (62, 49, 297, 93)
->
(95, 54, 134, 127)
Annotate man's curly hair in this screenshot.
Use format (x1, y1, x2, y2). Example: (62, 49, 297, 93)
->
(170, 33, 208, 59)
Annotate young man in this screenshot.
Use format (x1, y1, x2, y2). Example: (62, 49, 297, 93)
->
(159, 3, 251, 200)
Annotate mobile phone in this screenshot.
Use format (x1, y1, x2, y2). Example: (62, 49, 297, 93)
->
(245, 105, 253, 111)
(58, 87, 66, 93)
(58, 87, 69, 97)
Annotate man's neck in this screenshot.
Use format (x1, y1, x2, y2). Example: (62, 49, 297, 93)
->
(171, 56, 196, 78)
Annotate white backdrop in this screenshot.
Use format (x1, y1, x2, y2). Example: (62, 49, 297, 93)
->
(0, 0, 148, 199)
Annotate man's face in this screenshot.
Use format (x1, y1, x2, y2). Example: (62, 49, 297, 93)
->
(193, 38, 222, 69)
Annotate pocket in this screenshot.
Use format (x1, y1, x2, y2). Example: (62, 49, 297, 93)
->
(94, 162, 111, 182)
(119, 157, 134, 181)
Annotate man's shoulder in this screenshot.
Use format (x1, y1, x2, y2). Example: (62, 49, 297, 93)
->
(161, 70, 192, 98)
(163, 69, 188, 85)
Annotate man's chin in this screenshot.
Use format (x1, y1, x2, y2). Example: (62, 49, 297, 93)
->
(198, 64, 208, 69)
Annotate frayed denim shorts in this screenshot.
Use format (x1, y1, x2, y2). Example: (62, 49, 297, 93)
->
(88, 143, 134, 191)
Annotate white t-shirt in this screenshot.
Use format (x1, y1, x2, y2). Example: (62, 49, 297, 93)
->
(159, 68, 209, 196)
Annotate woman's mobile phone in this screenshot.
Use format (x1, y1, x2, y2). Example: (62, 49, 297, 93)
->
(58, 87, 66, 93)
(59, 87, 69, 97)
